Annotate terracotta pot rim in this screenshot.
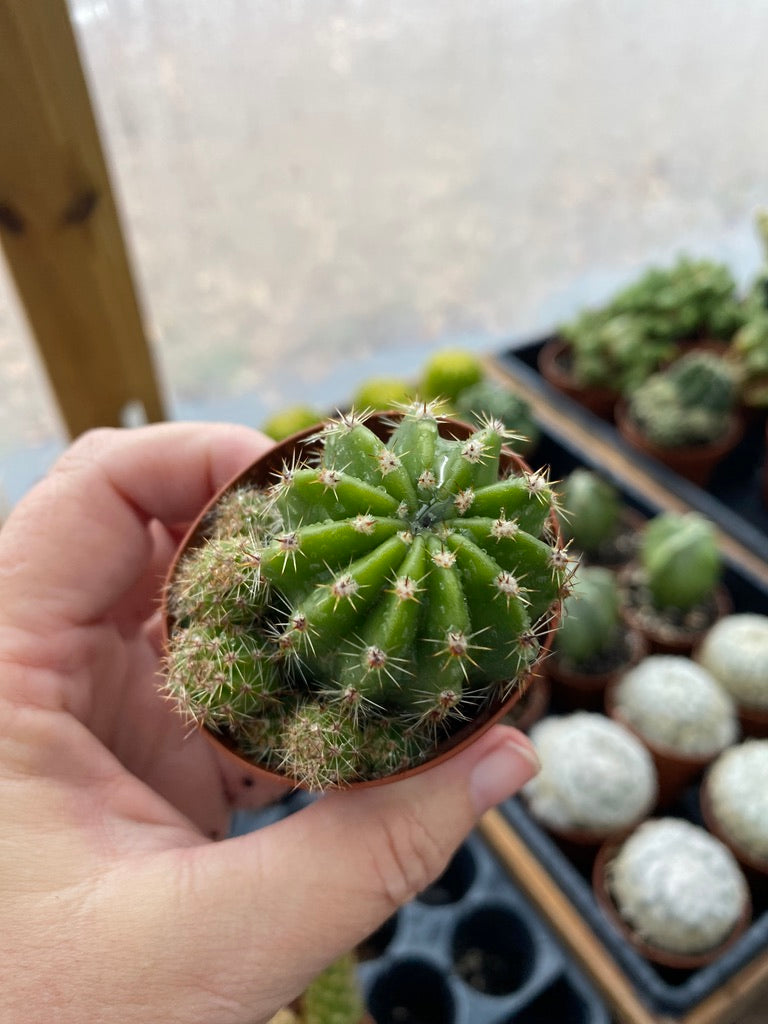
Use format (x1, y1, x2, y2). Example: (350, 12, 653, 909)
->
(537, 339, 620, 408)
(617, 565, 733, 654)
(592, 831, 753, 970)
(162, 412, 562, 790)
(700, 771, 768, 878)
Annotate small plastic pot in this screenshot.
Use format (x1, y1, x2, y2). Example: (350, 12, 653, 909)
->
(614, 401, 745, 488)
(618, 565, 732, 657)
(162, 413, 562, 791)
(592, 834, 752, 971)
(536, 339, 619, 421)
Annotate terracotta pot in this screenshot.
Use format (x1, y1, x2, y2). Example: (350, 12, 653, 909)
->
(615, 400, 745, 488)
(592, 834, 752, 971)
(547, 627, 647, 712)
(537, 339, 619, 421)
(618, 565, 733, 657)
(700, 773, 768, 900)
(605, 692, 718, 809)
(162, 413, 562, 790)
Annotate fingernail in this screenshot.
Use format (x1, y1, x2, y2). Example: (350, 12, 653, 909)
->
(470, 737, 541, 815)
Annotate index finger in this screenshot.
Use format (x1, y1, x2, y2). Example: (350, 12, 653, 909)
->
(0, 422, 273, 630)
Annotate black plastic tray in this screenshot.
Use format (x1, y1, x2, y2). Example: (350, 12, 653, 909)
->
(230, 799, 610, 1024)
(496, 336, 768, 566)
(490, 411, 768, 1018)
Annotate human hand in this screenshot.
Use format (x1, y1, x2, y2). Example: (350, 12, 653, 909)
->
(0, 423, 540, 1024)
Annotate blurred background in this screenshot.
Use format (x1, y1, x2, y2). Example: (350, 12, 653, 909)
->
(2, 0, 768, 504)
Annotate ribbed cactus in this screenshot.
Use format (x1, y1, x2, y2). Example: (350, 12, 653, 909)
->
(454, 380, 540, 456)
(557, 469, 622, 556)
(267, 953, 366, 1024)
(555, 566, 622, 665)
(164, 405, 569, 789)
(640, 512, 721, 612)
(626, 352, 738, 448)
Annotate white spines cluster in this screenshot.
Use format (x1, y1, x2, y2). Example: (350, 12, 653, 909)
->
(524, 713, 657, 834)
(697, 613, 768, 710)
(609, 819, 748, 955)
(707, 740, 768, 862)
(612, 655, 738, 756)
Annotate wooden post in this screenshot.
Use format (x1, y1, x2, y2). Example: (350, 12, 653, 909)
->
(0, 0, 166, 438)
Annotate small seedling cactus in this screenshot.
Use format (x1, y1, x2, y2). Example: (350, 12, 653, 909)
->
(163, 404, 570, 789)
(555, 566, 623, 666)
(626, 351, 738, 448)
(640, 512, 721, 613)
(607, 819, 749, 957)
(557, 469, 622, 557)
(267, 952, 366, 1024)
(697, 613, 768, 710)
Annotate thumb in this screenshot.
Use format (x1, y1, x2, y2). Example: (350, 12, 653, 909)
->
(159, 724, 539, 1022)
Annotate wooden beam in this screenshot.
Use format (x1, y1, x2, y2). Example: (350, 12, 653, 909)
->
(0, 0, 165, 438)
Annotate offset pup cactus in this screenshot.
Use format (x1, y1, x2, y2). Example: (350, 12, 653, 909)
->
(163, 404, 569, 789)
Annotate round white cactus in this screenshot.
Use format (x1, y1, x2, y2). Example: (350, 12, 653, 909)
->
(612, 655, 738, 757)
(609, 818, 749, 955)
(706, 740, 768, 862)
(524, 713, 657, 834)
(697, 613, 768, 710)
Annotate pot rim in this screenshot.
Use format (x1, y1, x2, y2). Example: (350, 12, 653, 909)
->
(161, 411, 563, 790)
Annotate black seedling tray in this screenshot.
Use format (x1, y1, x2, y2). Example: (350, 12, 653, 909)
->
(230, 799, 611, 1024)
(492, 412, 768, 1018)
(496, 336, 768, 566)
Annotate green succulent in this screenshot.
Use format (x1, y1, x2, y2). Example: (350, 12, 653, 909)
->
(640, 512, 721, 612)
(263, 406, 324, 441)
(557, 469, 622, 556)
(454, 380, 540, 456)
(626, 352, 738, 448)
(555, 566, 622, 665)
(164, 403, 570, 789)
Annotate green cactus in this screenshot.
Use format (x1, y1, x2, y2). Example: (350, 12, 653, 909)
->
(640, 512, 721, 612)
(267, 953, 366, 1024)
(164, 404, 569, 789)
(557, 469, 622, 556)
(555, 566, 622, 665)
(626, 352, 738, 448)
(560, 257, 744, 393)
(421, 348, 484, 402)
(454, 380, 540, 456)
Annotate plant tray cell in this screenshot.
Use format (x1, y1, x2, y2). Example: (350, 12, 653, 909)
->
(230, 804, 610, 1024)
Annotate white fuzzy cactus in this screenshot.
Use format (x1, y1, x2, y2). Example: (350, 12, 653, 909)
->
(524, 713, 657, 834)
(706, 740, 768, 862)
(697, 613, 768, 710)
(612, 656, 738, 756)
(609, 819, 748, 956)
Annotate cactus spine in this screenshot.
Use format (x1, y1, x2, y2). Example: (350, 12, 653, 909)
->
(164, 405, 569, 789)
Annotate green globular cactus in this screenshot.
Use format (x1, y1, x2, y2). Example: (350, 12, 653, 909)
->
(454, 380, 540, 456)
(555, 566, 622, 665)
(557, 469, 622, 556)
(626, 351, 738, 448)
(640, 512, 721, 613)
(301, 953, 366, 1024)
(164, 404, 570, 789)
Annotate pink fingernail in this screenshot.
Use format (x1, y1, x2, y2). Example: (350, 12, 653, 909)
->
(470, 737, 540, 815)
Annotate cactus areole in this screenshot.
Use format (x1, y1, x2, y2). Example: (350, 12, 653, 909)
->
(162, 407, 568, 790)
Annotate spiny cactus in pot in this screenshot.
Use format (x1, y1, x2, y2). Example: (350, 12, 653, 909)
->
(620, 511, 728, 656)
(617, 351, 743, 485)
(548, 566, 646, 710)
(702, 740, 768, 879)
(162, 404, 570, 790)
(556, 469, 638, 567)
(696, 613, 768, 736)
